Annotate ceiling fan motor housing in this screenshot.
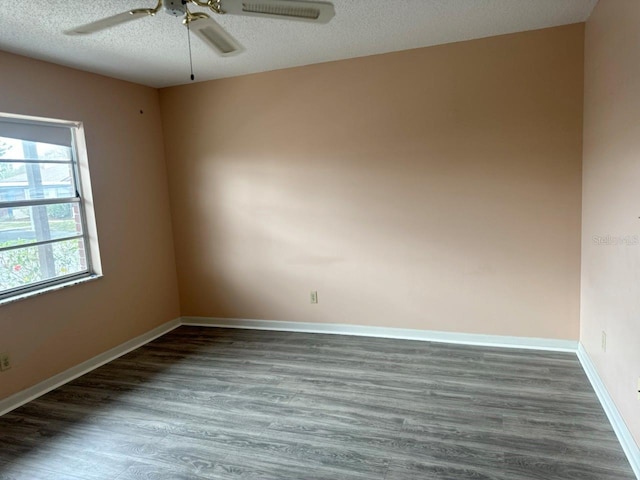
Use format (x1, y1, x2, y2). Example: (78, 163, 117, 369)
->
(164, 0, 187, 17)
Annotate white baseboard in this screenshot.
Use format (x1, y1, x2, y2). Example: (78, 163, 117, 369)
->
(0, 318, 181, 417)
(577, 344, 640, 479)
(180, 316, 579, 352)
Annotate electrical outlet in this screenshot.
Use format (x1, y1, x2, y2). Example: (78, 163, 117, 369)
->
(310, 291, 318, 304)
(0, 352, 10, 371)
(601, 331, 607, 352)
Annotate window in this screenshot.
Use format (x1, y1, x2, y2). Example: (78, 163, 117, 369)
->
(0, 113, 100, 301)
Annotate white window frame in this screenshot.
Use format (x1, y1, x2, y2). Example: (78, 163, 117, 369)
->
(0, 112, 102, 303)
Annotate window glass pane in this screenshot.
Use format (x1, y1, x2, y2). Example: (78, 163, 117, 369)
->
(0, 203, 83, 247)
(0, 238, 88, 293)
(0, 162, 75, 200)
(0, 136, 72, 160)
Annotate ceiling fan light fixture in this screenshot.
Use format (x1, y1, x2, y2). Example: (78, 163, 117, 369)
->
(164, 0, 187, 17)
(64, 0, 333, 60)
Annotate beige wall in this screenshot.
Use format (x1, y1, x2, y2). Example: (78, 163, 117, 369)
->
(582, 1, 640, 446)
(160, 24, 584, 339)
(0, 52, 180, 399)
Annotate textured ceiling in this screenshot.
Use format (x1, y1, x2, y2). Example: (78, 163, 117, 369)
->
(0, 0, 597, 88)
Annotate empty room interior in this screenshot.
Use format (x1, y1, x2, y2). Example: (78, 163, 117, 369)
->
(0, 0, 639, 478)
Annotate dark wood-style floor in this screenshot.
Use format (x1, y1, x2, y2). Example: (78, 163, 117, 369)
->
(0, 326, 635, 479)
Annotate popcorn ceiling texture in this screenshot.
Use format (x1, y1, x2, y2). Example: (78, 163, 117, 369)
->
(0, 0, 596, 87)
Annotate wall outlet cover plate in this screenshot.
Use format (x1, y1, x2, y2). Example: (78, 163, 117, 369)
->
(0, 353, 11, 371)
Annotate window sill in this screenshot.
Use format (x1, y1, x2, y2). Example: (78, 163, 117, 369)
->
(0, 274, 103, 307)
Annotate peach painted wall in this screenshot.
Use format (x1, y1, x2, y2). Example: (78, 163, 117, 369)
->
(582, 1, 640, 447)
(160, 24, 584, 339)
(0, 51, 180, 399)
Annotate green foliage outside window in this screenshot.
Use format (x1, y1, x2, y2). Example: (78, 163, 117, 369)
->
(0, 239, 83, 291)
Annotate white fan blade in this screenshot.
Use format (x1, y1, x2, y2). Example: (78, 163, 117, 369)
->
(221, 0, 335, 24)
(65, 9, 155, 35)
(187, 14, 243, 56)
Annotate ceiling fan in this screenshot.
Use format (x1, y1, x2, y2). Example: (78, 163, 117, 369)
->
(64, 0, 335, 57)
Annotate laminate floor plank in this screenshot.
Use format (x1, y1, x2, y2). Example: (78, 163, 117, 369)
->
(210, 456, 383, 480)
(115, 462, 214, 480)
(384, 458, 511, 480)
(0, 460, 85, 480)
(0, 326, 635, 479)
(502, 452, 637, 480)
(6, 446, 134, 480)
